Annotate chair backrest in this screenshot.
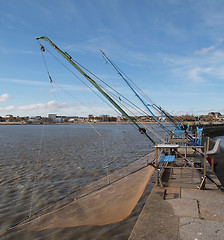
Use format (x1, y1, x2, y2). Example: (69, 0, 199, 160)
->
(213, 139, 221, 153)
(172, 129, 183, 139)
(207, 139, 221, 155)
(196, 127, 203, 146)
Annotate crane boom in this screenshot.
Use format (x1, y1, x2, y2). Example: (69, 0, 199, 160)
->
(100, 50, 171, 135)
(36, 36, 155, 144)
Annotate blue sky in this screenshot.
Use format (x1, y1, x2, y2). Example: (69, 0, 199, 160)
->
(0, 0, 224, 117)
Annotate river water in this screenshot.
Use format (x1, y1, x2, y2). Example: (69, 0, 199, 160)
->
(0, 124, 162, 240)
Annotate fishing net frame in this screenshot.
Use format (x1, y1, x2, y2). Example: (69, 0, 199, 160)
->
(12, 151, 155, 231)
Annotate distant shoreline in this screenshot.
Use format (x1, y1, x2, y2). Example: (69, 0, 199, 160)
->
(0, 121, 155, 125)
(0, 121, 222, 126)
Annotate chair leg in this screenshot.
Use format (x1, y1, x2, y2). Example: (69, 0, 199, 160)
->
(199, 176, 206, 190)
(211, 156, 215, 174)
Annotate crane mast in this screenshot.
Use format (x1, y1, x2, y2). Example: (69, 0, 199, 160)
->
(36, 36, 155, 144)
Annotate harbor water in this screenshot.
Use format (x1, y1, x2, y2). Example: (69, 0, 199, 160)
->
(0, 124, 161, 240)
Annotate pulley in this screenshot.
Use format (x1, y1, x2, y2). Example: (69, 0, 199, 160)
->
(40, 44, 45, 52)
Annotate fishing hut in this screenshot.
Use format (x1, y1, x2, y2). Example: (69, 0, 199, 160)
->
(152, 126, 222, 190)
(129, 127, 224, 240)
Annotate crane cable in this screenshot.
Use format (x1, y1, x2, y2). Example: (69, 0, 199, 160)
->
(38, 41, 162, 142)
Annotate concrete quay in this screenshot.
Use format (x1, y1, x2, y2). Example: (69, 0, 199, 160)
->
(129, 149, 224, 240)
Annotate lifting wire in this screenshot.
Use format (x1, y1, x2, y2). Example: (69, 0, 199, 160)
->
(37, 38, 160, 143)
(29, 114, 45, 217)
(88, 76, 164, 141)
(38, 42, 53, 84)
(102, 87, 164, 141)
(45, 46, 155, 122)
(38, 42, 104, 137)
(42, 45, 124, 120)
(40, 46, 128, 183)
(10, 158, 154, 231)
(37, 43, 161, 181)
(100, 53, 180, 129)
(39, 42, 67, 121)
(72, 56, 162, 127)
(114, 71, 178, 128)
(37, 42, 113, 187)
(42, 42, 159, 131)
(100, 50, 171, 136)
(38, 42, 161, 142)
(28, 43, 51, 216)
(106, 92, 163, 141)
(37, 38, 157, 144)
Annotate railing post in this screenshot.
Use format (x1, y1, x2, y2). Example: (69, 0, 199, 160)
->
(199, 141, 207, 190)
(204, 141, 207, 179)
(155, 143, 158, 186)
(207, 137, 210, 152)
(211, 156, 214, 175)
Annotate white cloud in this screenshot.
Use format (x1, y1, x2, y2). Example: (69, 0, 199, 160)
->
(170, 107, 215, 116)
(162, 47, 224, 87)
(3, 100, 117, 117)
(0, 46, 39, 56)
(0, 105, 15, 111)
(188, 67, 212, 83)
(0, 78, 49, 87)
(48, 88, 57, 93)
(0, 78, 93, 91)
(18, 101, 67, 111)
(194, 46, 215, 55)
(0, 93, 10, 103)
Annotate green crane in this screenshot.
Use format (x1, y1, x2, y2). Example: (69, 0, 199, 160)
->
(36, 36, 155, 144)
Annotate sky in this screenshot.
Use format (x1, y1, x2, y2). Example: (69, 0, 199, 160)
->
(0, 0, 224, 117)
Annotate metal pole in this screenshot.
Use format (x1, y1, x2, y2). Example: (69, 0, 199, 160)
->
(37, 36, 155, 144)
(155, 143, 158, 186)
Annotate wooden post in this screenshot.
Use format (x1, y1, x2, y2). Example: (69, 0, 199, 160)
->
(207, 137, 210, 152)
(185, 142, 187, 158)
(204, 141, 207, 179)
(211, 156, 214, 175)
(155, 143, 158, 186)
(199, 141, 207, 190)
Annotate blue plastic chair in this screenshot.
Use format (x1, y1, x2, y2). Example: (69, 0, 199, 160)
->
(160, 155, 175, 163)
(196, 127, 203, 146)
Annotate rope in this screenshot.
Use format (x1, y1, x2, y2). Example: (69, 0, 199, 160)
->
(40, 44, 160, 142)
(10, 161, 153, 230)
(45, 46, 159, 126)
(44, 47, 124, 118)
(38, 43, 113, 137)
(36, 41, 122, 197)
(37, 41, 53, 84)
(29, 122, 45, 217)
(37, 41, 162, 158)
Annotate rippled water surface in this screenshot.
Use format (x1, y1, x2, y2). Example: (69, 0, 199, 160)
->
(0, 124, 160, 240)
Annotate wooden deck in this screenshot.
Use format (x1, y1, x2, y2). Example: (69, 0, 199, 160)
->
(129, 145, 224, 240)
(160, 147, 220, 189)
